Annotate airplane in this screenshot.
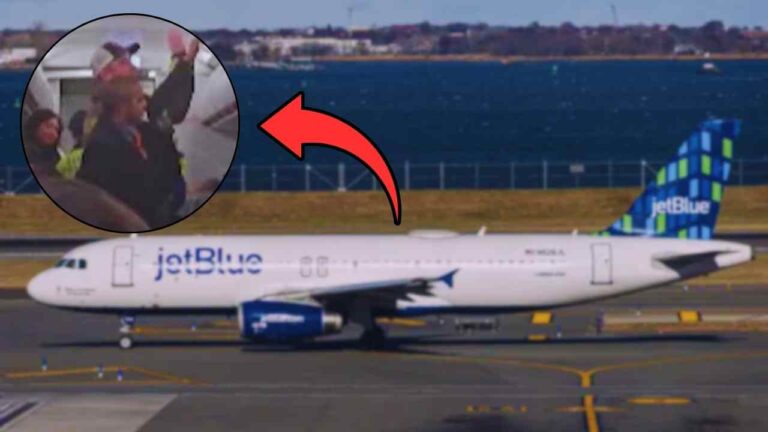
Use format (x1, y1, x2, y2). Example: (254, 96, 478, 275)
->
(24, 15, 237, 227)
(27, 119, 754, 349)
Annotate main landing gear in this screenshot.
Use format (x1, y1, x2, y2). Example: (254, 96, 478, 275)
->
(359, 325, 387, 348)
(349, 303, 388, 348)
(118, 315, 136, 349)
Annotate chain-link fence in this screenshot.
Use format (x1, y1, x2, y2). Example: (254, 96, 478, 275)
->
(218, 158, 768, 192)
(4, 158, 768, 195)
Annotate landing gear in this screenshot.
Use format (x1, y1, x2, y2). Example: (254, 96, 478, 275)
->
(119, 335, 134, 350)
(359, 326, 387, 348)
(347, 300, 389, 348)
(118, 315, 136, 350)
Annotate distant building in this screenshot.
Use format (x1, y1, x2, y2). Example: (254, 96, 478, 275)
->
(673, 43, 702, 55)
(237, 36, 397, 58)
(0, 47, 37, 65)
(260, 36, 370, 56)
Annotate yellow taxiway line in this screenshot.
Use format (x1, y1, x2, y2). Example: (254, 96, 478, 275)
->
(3, 365, 204, 386)
(583, 395, 600, 432)
(627, 396, 691, 405)
(369, 350, 768, 389)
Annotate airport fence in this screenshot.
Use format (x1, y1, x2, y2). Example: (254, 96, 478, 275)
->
(3, 158, 768, 195)
(216, 158, 768, 192)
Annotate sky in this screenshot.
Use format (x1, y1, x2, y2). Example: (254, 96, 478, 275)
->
(0, 0, 765, 30)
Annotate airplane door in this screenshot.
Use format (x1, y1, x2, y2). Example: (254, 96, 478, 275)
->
(591, 243, 613, 285)
(112, 246, 134, 287)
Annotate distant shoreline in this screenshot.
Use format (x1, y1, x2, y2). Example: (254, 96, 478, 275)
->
(4, 54, 767, 71)
(318, 53, 768, 63)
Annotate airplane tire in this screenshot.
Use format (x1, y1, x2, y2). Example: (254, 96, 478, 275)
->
(119, 336, 134, 350)
(359, 327, 387, 349)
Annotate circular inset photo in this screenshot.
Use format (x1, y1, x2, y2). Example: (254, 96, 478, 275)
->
(21, 13, 239, 233)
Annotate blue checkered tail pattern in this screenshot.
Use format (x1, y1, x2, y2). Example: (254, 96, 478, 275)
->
(598, 119, 741, 240)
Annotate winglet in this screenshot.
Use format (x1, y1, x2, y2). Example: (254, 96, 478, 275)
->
(438, 269, 460, 288)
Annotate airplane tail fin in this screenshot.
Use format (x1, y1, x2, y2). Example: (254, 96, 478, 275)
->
(599, 118, 741, 240)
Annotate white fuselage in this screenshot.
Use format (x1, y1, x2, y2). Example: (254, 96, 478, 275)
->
(27, 233, 753, 315)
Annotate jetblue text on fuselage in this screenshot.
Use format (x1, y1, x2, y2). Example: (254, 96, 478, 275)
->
(155, 247, 262, 281)
(651, 197, 711, 219)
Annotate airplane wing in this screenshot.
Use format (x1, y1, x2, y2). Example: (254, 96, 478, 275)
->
(262, 269, 459, 310)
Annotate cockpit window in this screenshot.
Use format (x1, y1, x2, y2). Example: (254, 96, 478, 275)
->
(56, 258, 86, 269)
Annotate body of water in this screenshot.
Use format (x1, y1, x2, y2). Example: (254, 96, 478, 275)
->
(2, 60, 768, 168)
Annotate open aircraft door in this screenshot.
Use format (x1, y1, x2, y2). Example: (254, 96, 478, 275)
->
(112, 246, 134, 287)
(590, 243, 613, 285)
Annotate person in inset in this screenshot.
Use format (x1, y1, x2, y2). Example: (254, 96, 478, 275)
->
(87, 36, 197, 135)
(23, 109, 62, 175)
(23, 110, 149, 231)
(53, 109, 88, 179)
(68, 109, 87, 150)
(78, 34, 198, 228)
(77, 77, 181, 228)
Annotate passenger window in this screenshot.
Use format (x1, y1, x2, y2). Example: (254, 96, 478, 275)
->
(317, 256, 329, 278)
(78, 259, 87, 270)
(65, 260, 76, 269)
(300, 256, 312, 277)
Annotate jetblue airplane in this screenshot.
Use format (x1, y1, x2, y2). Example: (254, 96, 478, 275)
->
(27, 119, 754, 348)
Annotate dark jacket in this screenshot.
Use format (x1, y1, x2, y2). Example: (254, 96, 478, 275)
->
(77, 118, 184, 228)
(77, 59, 194, 228)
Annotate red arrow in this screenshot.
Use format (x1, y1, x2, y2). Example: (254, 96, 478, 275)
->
(259, 92, 402, 225)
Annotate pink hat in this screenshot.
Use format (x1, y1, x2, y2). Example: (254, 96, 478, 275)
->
(90, 42, 141, 82)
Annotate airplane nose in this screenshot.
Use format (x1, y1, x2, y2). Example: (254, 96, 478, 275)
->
(27, 272, 52, 304)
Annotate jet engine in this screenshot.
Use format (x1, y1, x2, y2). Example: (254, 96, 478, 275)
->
(238, 300, 343, 341)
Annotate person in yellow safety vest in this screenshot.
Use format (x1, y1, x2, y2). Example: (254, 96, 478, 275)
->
(55, 110, 88, 179)
(55, 148, 84, 179)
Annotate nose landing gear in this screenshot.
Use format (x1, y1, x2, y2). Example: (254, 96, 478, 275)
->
(118, 315, 136, 349)
(119, 335, 133, 349)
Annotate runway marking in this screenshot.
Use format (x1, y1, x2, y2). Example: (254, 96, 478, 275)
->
(132, 326, 237, 336)
(583, 395, 600, 432)
(129, 326, 242, 342)
(126, 366, 202, 385)
(579, 350, 768, 388)
(558, 403, 622, 414)
(209, 320, 237, 328)
(557, 395, 618, 432)
(369, 350, 768, 390)
(607, 324, 768, 332)
(627, 396, 691, 405)
(22, 380, 179, 387)
(465, 404, 527, 414)
(2, 393, 176, 432)
(609, 323, 768, 333)
(368, 351, 589, 385)
(3, 365, 204, 386)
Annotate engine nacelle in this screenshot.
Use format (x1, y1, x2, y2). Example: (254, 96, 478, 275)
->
(238, 300, 343, 341)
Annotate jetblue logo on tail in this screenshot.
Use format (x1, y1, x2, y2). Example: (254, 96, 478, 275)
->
(599, 118, 740, 240)
(651, 197, 711, 219)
